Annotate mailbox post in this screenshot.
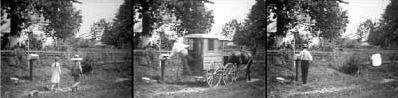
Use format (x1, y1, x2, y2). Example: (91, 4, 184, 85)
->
(27, 54, 39, 81)
(159, 54, 170, 82)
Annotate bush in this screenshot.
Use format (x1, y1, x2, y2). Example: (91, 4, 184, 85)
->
(338, 54, 360, 75)
(11, 48, 28, 67)
(82, 53, 99, 67)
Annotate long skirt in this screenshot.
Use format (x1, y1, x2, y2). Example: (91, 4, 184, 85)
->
(51, 72, 60, 83)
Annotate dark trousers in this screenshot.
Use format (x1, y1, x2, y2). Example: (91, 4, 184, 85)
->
(245, 63, 251, 81)
(295, 60, 301, 81)
(301, 60, 310, 84)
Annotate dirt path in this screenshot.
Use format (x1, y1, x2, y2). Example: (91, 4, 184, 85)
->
(1, 63, 132, 98)
(134, 77, 265, 98)
(268, 63, 398, 98)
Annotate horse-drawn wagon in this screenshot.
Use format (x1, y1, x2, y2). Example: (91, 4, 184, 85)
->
(162, 34, 253, 87)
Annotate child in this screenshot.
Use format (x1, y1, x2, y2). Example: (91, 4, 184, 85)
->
(50, 57, 62, 91)
(71, 54, 83, 92)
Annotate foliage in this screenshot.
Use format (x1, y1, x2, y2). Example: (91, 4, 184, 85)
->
(68, 37, 95, 48)
(101, 0, 132, 48)
(311, 38, 337, 51)
(221, 19, 239, 40)
(26, 32, 44, 50)
(338, 54, 360, 75)
(308, 1, 349, 39)
(90, 19, 111, 41)
(231, 0, 265, 55)
(12, 48, 28, 67)
(133, 0, 214, 48)
(367, 21, 386, 47)
(81, 53, 98, 67)
(356, 19, 374, 41)
(1, 0, 35, 36)
(367, 0, 398, 49)
(381, 0, 398, 42)
(1, 0, 82, 49)
(266, 0, 349, 49)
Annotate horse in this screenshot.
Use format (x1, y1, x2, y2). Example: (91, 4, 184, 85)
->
(226, 48, 254, 81)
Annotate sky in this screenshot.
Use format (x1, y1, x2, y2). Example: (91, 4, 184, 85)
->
(205, 0, 256, 35)
(73, 0, 124, 38)
(340, 0, 390, 39)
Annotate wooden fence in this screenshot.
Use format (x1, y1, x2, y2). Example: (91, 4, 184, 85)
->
(133, 49, 265, 63)
(1, 50, 132, 64)
(267, 50, 398, 65)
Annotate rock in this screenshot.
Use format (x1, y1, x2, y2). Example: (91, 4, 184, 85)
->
(141, 77, 157, 83)
(10, 77, 19, 84)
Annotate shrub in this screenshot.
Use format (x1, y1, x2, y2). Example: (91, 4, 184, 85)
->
(12, 48, 28, 67)
(338, 54, 360, 75)
(82, 53, 99, 67)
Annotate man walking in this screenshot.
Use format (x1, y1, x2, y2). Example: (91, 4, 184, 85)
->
(71, 54, 83, 92)
(299, 44, 312, 84)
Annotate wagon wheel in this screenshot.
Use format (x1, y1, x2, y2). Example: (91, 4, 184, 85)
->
(223, 63, 236, 85)
(206, 68, 223, 87)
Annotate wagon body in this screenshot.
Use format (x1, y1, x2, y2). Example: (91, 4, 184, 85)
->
(182, 34, 231, 75)
(174, 34, 244, 87)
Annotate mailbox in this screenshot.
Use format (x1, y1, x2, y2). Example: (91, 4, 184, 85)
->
(159, 54, 170, 60)
(27, 54, 39, 60)
(27, 54, 39, 81)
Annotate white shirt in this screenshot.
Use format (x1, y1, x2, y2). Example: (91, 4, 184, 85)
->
(170, 39, 189, 58)
(299, 49, 313, 61)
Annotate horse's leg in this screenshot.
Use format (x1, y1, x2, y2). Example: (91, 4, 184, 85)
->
(246, 63, 251, 81)
(246, 59, 253, 81)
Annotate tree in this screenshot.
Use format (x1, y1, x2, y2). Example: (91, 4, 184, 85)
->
(102, 0, 132, 48)
(232, 0, 265, 55)
(356, 19, 374, 41)
(266, 0, 349, 49)
(37, 0, 83, 41)
(172, 0, 214, 34)
(367, 20, 386, 47)
(90, 19, 111, 41)
(133, 0, 214, 48)
(1, 0, 82, 49)
(308, 1, 349, 40)
(376, 0, 398, 48)
(366, 0, 398, 49)
(221, 19, 239, 40)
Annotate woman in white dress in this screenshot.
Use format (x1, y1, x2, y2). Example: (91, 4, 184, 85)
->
(50, 57, 62, 91)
